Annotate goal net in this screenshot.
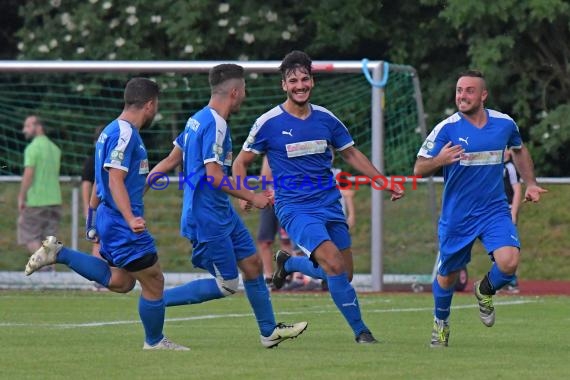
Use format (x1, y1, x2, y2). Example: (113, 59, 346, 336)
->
(0, 61, 437, 290)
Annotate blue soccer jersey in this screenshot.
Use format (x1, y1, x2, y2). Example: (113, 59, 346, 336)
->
(417, 109, 523, 236)
(242, 104, 354, 212)
(176, 106, 237, 242)
(94, 119, 155, 267)
(95, 119, 150, 215)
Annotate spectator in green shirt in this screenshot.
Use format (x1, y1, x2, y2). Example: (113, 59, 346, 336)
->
(18, 115, 62, 256)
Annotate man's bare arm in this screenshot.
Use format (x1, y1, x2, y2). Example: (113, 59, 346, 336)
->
(145, 146, 183, 194)
(18, 166, 34, 211)
(511, 145, 548, 202)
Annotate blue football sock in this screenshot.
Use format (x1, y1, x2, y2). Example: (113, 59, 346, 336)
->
(164, 278, 224, 307)
(57, 247, 111, 287)
(488, 263, 516, 291)
(284, 256, 326, 279)
(243, 275, 276, 337)
(432, 278, 454, 321)
(327, 273, 368, 336)
(138, 297, 165, 346)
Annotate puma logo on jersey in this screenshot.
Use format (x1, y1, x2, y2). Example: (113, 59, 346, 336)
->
(282, 129, 293, 137)
(459, 137, 469, 145)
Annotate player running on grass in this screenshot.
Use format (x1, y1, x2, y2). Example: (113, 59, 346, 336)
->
(146, 64, 307, 348)
(232, 51, 404, 344)
(414, 70, 547, 347)
(25, 78, 188, 351)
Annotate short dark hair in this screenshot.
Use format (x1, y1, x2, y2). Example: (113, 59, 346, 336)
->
(279, 50, 312, 78)
(458, 70, 485, 81)
(209, 64, 245, 90)
(124, 77, 159, 108)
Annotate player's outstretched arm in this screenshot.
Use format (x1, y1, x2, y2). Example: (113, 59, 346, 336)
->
(206, 161, 268, 209)
(511, 145, 548, 203)
(232, 150, 261, 211)
(339, 146, 404, 201)
(232, 150, 257, 184)
(414, 142, 464, 177)
(145, 146, 182, 195)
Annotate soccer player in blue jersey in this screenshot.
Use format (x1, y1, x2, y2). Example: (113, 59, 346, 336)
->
(147, 64, 308, 348)
(232, 51, 404, 344)
(24, 78, 188, 351)
(414, 70, 547, 347)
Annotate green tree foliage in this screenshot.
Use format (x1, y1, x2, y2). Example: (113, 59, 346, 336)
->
(10, 0, 570, 175)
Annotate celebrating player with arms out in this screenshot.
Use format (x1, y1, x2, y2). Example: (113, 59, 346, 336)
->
(233, 51, 404, 344)
(147, 64, 308, 348)
(25, 78, 188, 351)
(414, 70, 547, 347)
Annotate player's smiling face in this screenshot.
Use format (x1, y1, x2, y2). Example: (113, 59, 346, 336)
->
(455, 76, 487, 115)
(282, 68, 314, 106)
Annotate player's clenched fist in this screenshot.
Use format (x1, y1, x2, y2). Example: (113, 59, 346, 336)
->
(239, 199, 252, 212)
(390, 182, 405, 201)
(251, 193, 270, 209)
(128, 216, 146, 233)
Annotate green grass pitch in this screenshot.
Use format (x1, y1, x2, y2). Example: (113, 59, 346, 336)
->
(1, 291, 568, 379)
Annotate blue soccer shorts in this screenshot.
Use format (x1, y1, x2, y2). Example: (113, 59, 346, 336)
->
(437, 213, 520, 276)
(96, 203, 157, 268)
(190, 217, 256, 280)
(278, 200, 351, 256)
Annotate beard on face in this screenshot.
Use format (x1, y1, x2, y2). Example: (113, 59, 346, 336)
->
(457, 100, 481, 116)
(288, 89, 310, 107)
(141, 114, 155, 129)
(23, 127, 36, 140)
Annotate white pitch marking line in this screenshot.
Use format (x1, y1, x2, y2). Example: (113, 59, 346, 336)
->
(0, 299, 535, 329)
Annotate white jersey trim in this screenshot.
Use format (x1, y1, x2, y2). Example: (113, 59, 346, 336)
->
(208, 108, 228, 165)
(106, 119, 133, 172)
(204, 157, 222, 165)
(417, 113, 461, 158)
(336, 141, 355, 151)
(242, 106, 283, 153)
(103, 162, 128, 172)
(312, 104, 353, 135)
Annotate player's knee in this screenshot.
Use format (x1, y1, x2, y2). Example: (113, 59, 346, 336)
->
(498, 260, 518, 275)
(495, 253, 520, 274)
(239, 253, 264, 278)
(248, 253, 263, 271)
(111, 279, 136, 293)
(437, 273, 457, 290)
(321, 257, 345, 276)
(215, 276, 239, 297)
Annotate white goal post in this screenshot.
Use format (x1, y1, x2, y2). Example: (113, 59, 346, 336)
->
(0, 60, 429, 292)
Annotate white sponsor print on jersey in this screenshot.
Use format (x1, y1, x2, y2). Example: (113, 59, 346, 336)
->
(285, 139, 328, 158)
(139, 159, 149, 175)
(460, 150, 503, 166)
(186, 118, 200, 132)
